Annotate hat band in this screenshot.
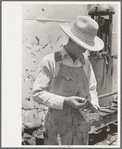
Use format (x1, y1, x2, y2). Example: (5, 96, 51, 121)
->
(70, 24, 95, 46)
(74, 23, 96, 36)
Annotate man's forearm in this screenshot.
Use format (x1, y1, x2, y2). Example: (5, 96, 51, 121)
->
(32, 90, 65, 110)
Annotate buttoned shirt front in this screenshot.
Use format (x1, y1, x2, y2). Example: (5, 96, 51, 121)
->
(32, 46, 100, 110)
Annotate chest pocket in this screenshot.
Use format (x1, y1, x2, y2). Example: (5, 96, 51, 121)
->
(60, 70, 73, 96)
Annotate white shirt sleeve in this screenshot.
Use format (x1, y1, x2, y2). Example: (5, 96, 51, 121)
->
(32, 55, 65, 110)
(88, 62, 100, 109)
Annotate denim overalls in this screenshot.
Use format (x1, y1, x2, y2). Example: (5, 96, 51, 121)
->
(44, 60, 90, 145)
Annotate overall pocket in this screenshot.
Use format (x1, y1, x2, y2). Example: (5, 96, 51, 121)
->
(61, 74, 73, 96)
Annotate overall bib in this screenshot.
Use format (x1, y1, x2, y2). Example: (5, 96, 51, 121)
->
(44, 63, 90, 145)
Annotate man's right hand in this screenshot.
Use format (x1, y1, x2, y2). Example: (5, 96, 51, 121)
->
(64, 96, 88, 110)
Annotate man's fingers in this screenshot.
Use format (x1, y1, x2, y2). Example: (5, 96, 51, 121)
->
(71, 96, 85, 100)
(70, 99, 78, 106)
(75, 97, 85, 100)
(77, 101, 88, 109)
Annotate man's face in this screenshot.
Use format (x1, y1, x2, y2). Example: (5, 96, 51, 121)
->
(71, 41, 87, 59)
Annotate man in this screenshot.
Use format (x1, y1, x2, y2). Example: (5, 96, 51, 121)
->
(32, 16, 104, 145)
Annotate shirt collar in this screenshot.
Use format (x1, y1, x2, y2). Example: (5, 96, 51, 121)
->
(60, 46, 69, 58)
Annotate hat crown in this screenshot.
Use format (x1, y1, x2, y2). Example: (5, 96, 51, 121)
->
(74, 16, 98, 35)
(70, 16, 99, 46)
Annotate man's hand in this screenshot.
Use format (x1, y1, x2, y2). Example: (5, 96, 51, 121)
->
(64, 96, 88, 110)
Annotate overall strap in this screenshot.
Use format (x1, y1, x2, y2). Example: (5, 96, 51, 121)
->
(53, 51, 63, 78)
(48, 51, 62, 93)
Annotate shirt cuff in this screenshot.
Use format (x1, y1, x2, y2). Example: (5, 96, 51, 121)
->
(51, 95, 65, 110)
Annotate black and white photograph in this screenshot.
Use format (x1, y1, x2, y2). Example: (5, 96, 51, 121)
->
(2, 1, 121, 147)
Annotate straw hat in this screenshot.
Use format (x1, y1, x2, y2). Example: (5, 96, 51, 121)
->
(59, 16, 104, 51)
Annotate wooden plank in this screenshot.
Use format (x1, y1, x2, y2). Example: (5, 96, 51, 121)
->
(110, 107, 117, 110)
(99, 110, 116, 117)
(89, 113, 117, 134)
(98, 91, 117, 99)
(100, 108, 117, 113)
(99, 111, 111, 117)
(113, 100, 118, 104)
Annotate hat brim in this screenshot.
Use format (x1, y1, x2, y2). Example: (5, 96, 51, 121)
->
(59, 24, 104, 51)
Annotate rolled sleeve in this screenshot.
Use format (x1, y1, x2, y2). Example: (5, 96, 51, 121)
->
(32, 55, 65, 110)
(88, 63, 100, 109)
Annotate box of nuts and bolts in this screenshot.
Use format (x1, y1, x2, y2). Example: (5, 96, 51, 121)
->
(78, 100, 100, 123)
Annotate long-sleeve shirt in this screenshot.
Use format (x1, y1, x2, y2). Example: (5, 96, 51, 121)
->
(32, 46, 100, 110)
